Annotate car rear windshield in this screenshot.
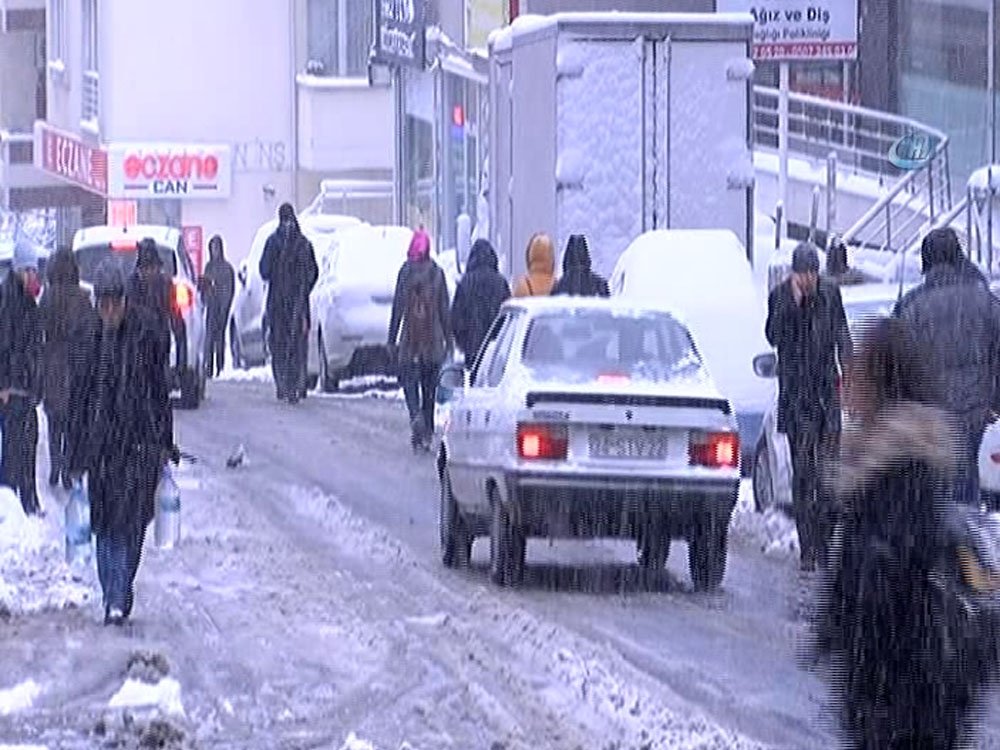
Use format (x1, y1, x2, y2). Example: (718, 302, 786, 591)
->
(521, 309, 705, 384)
(75, 242, 176, 282)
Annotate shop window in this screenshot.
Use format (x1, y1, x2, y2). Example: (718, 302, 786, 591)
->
(902, 1, 988, 88)
(306, 0, 373, 78)
(47, 0, 68, 82)
(81, 0, 99, 127)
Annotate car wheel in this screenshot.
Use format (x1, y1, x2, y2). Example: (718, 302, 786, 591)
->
(637, 523, 670, 570)
(752, 439, 776, 514)
(178, 368, 200, 410)
(440, 468, 472, 568)
(688, 515, 729, 592)
(318, 331, 340, 393)
(489, 487, 525, 586)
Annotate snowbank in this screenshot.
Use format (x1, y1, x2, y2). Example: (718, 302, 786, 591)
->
(0, 487, 93, 616)
(216, 365, 272, 383)
(0, 679, 41, 715)
(730, 480, 800, 559)
(109, 677, 185, 717)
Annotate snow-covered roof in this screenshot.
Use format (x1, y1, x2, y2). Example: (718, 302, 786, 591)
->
(503, 294, 686, 319)
(489, 11, 753, 52)
(72, 224, 180, 250)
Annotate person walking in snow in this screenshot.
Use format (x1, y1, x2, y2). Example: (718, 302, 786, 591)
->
(513, 233, 556, 298)
(451, 238, 510, 367)
(387, 229, 452, 452)
(38, 248, 96, 490)
(126, 238, 175, 363)
(893, 227, 1000, 507)
(551, 234, 609, 297)
(68, 261, 178, 626)
(0, 238, 43, 515)
(812, 316, 999, 749)
(202, 234, 235, 378)
(765, 242, 852, 572)
(260, 203, 319, 404)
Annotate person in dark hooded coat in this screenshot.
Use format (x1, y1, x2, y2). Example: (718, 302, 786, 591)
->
(451, 239, 510, 366)
(126, 238, 175, 368)
(38, 248, 96, 489)
(68, 260, 178, 626)
(893, 227, 1000, 506)
(811, 316, 999, 749)
(551, 234, 609, 297)
(0, 238, 43, 515)
(259, 203, 319, 403)
(202, 235, 235, 378)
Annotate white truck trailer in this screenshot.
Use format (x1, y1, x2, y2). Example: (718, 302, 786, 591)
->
(487, 12, 756, 279)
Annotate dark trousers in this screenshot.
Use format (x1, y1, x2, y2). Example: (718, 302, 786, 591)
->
(45, 408, 68, 484)
(206, 310, 226, 377)
(269, 327, 306, 400)
(788, 428, 838, 568)
(1, 400, 39, 515)
(401, 358, 440, 445)
(954, 424, 985, 506)
(96, 525, 147, 616)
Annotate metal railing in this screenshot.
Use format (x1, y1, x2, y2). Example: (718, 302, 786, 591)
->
(82, 70, 99, 125)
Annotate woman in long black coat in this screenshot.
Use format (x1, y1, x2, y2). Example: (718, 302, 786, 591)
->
(813, 316, 999, 749)
(68, 261, 176, 626)
(39, 248, 95, 489)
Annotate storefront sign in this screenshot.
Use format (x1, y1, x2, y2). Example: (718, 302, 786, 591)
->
(107, 199, 138, 227)
(33, 121, 108, 196)
(182, 226, 204, 273)
(373, 0, 426, 69)
(107, 143, 232, 200)
(717, 1, 858, 61)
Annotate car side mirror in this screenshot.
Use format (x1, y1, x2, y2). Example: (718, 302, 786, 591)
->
(437, 364, 466, 405)
(238, 264, 248, 286)
(753, 352, 778, 379)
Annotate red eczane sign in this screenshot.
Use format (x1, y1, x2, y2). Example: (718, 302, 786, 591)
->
(33, 121, 108, 196)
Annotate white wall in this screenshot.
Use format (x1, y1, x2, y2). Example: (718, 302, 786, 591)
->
(0, 31, 39, 131)
(297, 77, 394, 172)
(99, 0, 296, 267)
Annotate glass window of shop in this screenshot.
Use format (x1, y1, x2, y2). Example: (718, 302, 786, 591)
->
(898, 0, 1000, 186)
(438, 71, 485, 255)
(305, 0, 373, 77)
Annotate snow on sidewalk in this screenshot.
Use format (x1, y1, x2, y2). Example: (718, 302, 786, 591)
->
(0, 679, 41, 716)
(0, 487, 93, 617)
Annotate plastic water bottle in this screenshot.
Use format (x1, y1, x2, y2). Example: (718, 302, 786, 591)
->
(154, 466, 181, 549)
(65, 479, 92, 566)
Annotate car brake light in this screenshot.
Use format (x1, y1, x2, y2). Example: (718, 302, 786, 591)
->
(689, 431, 740, 469)
(110, 239, 137, 251)
(517, 423, 568, 460)
(597, 372, 630, 385)
(173, 282, 193, 314)
(991, 452, 1000, 465)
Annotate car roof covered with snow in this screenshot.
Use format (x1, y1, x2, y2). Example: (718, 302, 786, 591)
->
(72, 224, 180, 250)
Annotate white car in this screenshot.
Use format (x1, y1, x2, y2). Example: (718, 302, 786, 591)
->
(229, 214, 364, 368)
(751, 282, 919, 512)
(306, 224, 412, 391)
(436, 297, 741, 590)
(72, 224, 208, 408)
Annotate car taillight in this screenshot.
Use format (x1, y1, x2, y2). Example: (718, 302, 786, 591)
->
(110, 239, 137, 252)
(517, 423, 568, 460)
(689, 431, 740, 469)
(597, 372, 630, 385)
(173, 282, 193, 314)
(991, 452, 1000, 465)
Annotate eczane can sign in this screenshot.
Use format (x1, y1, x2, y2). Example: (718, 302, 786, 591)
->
(107, 143, 232, 200)
(717, 1, 858, 61)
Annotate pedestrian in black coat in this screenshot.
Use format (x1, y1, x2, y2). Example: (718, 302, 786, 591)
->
(202, 235, 235, 377)
(68, 261, 177, 626)
(765, 242, 852, 571)
(0, 238, 42, 515)
(259, 203, 318, 403)
(451, 239, 510, 366)
(38, 248, 97, 489)
(126, 238, 175, 369)
(551, 234, 609, 298)
(893, 227, 1000, 506)
(812, 316, 999, 749)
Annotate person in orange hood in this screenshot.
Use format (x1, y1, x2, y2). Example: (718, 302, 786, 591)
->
(513, 233, 555, 297)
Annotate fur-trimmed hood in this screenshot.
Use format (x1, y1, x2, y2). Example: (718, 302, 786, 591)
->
(831, 401, 961, 496)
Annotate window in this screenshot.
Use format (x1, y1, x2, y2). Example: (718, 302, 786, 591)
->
(81, 0, 99, 125)
(471, 314, 508, 387)
(485, 315, 519, 387)
(306, 0, 373, 77)
(48, 0, 68, 73)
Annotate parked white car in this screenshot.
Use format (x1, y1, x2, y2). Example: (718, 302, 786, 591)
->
(751, 282, 920, 512)
(610, 229, 775, 478)
(436, 297, 741, 590)
(229, 214, 364, 368)
(72, 224, 207, 408)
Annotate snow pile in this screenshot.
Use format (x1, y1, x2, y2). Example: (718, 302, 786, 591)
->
(108, 678, 185, 717)
(0, 487, 93, 616)
(730, 478, 799, 561)
(0, 679, 41, 715)
(339, 733, 376, 750)
(216, 365, 272, 383)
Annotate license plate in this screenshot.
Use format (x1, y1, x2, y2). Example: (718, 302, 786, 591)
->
(589, 431, 669, 460)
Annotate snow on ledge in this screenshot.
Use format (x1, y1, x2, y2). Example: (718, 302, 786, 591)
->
(296, 74, 371, 90)
(0, 680, 41, 716)
(108, 677, 185, 717)
(969, 164, 1000, 192)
